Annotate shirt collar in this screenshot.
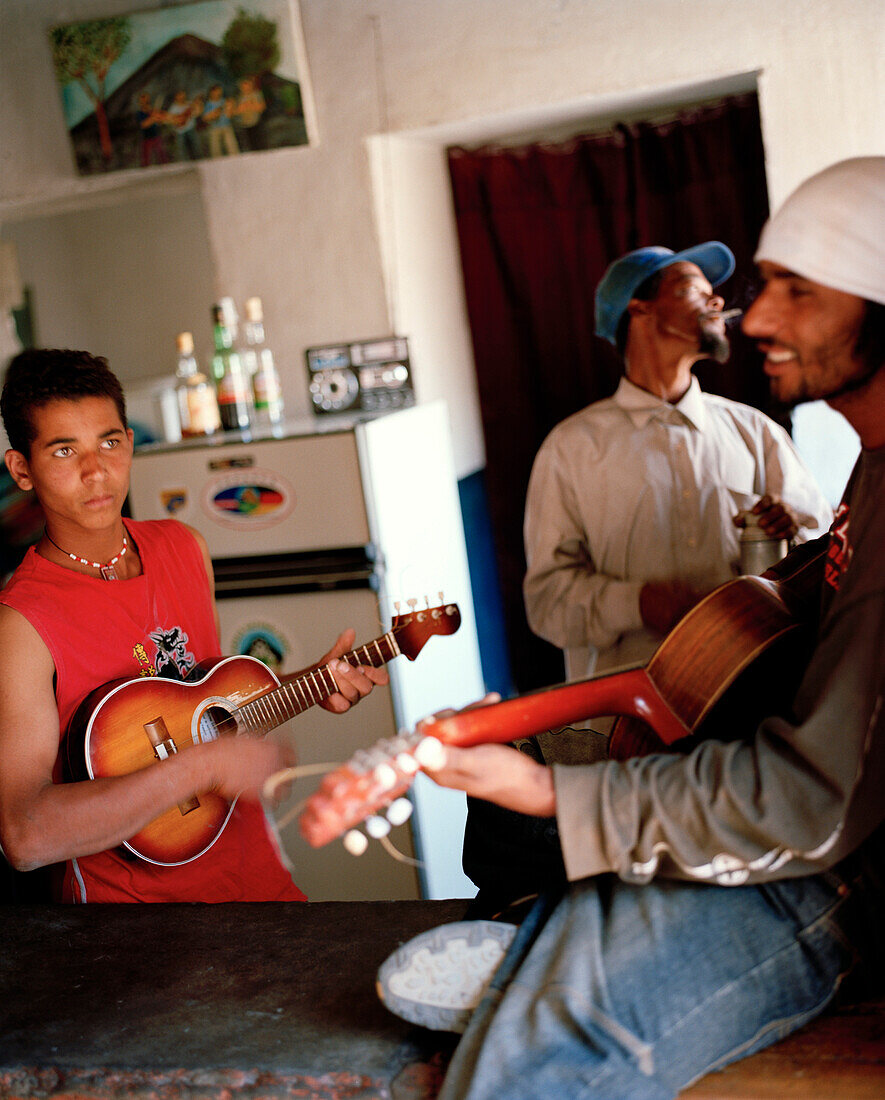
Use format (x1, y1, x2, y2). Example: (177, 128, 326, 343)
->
(614, 375, 708, 431)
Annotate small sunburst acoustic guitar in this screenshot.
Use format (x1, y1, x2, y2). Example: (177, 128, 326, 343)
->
(299, 550, 825, 850)
(63, 600, 462, 866)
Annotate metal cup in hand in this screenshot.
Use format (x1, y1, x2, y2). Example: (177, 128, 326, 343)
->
(738, 511, 788, 575)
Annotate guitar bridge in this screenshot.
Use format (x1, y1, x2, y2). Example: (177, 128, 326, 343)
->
(143, 716, 200, 816)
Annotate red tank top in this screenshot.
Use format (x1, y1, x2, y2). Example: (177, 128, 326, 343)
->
(0, 519, 306, 903)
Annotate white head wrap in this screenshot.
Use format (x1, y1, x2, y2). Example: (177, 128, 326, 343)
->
(755, 156, 885, 306)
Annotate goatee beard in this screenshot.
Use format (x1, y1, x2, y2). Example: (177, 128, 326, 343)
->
(699, 325, 730, 364)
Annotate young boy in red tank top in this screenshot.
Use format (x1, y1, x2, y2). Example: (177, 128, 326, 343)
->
(0, 349, 387, 902)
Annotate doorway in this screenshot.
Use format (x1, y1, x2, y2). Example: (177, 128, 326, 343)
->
(368, 75, 769, 697)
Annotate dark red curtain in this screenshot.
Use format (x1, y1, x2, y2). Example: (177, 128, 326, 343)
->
(448, 94, 770, 693)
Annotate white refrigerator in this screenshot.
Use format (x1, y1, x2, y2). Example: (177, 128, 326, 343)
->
(128, 400, 485, 901)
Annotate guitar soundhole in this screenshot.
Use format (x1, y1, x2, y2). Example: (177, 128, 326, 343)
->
(198, 705, 239, 743)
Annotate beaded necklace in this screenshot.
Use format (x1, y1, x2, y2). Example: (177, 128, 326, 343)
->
(44, 529, 128, 581)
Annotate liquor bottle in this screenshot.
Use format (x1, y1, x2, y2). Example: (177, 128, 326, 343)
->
(243, 296, 285, 427)
(211, 298, 253, 432)
(174, 331, 221, 438)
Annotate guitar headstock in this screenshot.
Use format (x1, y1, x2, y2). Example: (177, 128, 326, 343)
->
(391, 597, 461, 661)
(299, 730, 428, 848)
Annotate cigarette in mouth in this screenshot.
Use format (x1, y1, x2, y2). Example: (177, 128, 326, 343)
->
(703, 308, 743, 322)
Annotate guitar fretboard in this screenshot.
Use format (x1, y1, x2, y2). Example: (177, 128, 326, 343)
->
(237, 633, 400, 735)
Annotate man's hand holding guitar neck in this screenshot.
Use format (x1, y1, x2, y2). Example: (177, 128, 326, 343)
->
(415, 693, 556, 819)
(419, 737, 557, 818)
(283, 627, 390, 715)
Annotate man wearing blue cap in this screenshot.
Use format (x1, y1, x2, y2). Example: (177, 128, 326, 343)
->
(522, 241, 832, 727)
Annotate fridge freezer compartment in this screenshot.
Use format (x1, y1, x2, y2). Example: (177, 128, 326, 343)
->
(213, 546, 380, 599)
(129, 430, 372, 558)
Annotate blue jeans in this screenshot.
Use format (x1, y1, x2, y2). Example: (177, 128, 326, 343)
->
(438, 843, 884, 1099)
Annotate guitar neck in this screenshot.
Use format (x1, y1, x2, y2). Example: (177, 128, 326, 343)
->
(422, 666, 691, 749)
(237, 632, 401, 736)
(298, 665, 693, 849)
(300, 572, 818, 851)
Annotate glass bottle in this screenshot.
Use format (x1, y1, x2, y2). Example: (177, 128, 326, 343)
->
(211, 298, 253, 432)
(243, 296, 285, 427)
(175, 331, 221, 438)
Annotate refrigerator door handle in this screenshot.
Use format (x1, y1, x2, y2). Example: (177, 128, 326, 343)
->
(212, 546, 381, 598)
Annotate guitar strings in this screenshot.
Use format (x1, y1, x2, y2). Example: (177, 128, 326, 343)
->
(378, 833, 423, 867)
(262, 762, 340, 830)
(260, 761, 425, 868)
(259, 762, 341, 879)
(261, 804, 297, 878)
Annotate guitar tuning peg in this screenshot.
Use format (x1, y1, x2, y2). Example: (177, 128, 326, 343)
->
(373, 762, 398, 791)
(414, 736, 447, 770)
(438, 590, 444, 603)
(343, 830, 369, 857)
(395, 752, 420, 775)
(365, 815, 391, 839)
(407, 597, 417, 612)
(386, 797, 413, 827)
(424, 594, 430, 608)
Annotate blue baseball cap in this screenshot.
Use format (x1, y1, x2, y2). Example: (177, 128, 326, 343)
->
(595, 242, 735, 345)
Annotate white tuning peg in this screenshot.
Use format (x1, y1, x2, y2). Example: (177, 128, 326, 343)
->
(343, 830, 369, 856)
(386, 798, 413, 827)
(373, 762, 398, 791)
(365, 815, 391, 839)
(414, 736, 447, 770)
(395, 752, 420, 775)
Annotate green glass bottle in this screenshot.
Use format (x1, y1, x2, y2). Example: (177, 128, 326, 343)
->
(211, 298, 253, 432)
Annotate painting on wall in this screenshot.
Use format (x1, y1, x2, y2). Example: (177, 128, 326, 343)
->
(48, 1, 312, 176)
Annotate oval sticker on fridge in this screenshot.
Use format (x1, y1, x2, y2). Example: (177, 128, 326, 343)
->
(202, 469, 295, 530)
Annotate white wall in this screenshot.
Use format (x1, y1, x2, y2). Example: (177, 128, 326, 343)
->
(2, 0, 884, 478)
(3, 190, 214, 382)
(368, 134, 486, 473)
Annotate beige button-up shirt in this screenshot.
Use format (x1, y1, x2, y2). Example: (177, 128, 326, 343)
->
(523, 377, 833, 682)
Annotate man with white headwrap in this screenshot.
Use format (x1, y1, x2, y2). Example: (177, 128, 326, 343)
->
(372, 157, 885, 1099)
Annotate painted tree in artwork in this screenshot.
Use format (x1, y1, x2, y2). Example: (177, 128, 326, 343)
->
(49, 17, 132, 163)
(221, 7, 281, 84)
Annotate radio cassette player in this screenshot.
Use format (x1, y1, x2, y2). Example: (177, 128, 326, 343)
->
(305, 336, 415, 416)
